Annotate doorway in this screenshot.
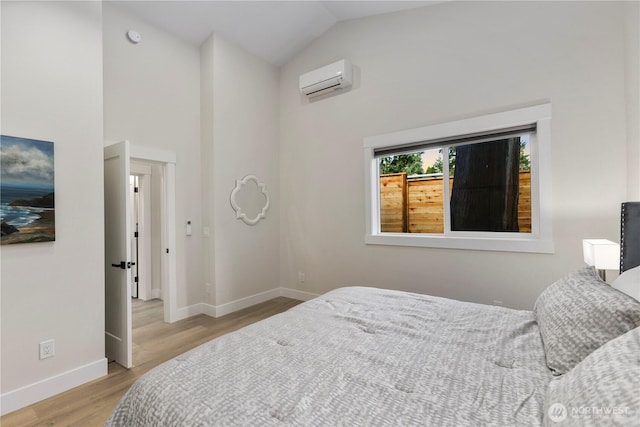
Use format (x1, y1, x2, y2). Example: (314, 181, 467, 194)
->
(129, 161, 165, 366)
(104, 141, 177, 369)
(130, 163, 159, 302)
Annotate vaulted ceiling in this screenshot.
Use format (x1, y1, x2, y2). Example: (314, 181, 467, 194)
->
(111, 1, 441, 66)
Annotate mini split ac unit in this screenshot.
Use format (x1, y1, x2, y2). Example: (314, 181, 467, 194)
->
(299, 60, 353, 98)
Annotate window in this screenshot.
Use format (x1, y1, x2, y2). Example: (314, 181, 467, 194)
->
(364, 104, 553, 253)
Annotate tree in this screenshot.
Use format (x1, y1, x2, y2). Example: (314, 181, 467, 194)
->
(519, 141, 530, 171)
(426, 143, 529, 175)
(379, 153, 424, 175)
(450, 138, 520, 232)
(425, 157, 443, 174)
(425, 147, 456, 176)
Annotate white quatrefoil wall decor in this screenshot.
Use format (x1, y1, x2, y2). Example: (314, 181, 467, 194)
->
(230, 175, 270, 226)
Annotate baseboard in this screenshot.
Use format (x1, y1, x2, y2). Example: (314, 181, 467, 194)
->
(200, 303, 216, 318)
(174, 303, 206, 322)
(174, 287, 320, 321)
(151, 288, 162, 299)
(280, 287, 320, 301)
(214, 288, 281, 318)
(0, 358, 108, 416)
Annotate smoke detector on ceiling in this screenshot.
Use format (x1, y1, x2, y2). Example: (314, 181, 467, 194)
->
(126, 30, 141, 44)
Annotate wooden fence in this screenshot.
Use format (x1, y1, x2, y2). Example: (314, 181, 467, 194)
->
(380, 171, 531, 233)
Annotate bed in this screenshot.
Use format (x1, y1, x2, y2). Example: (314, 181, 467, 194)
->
(106, 206, 640, 426)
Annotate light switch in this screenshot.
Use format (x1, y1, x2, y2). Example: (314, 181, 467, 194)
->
(186, 220, 192, 236)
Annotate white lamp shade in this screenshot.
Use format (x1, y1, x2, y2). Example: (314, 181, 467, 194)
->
(582, 239, 620, 270)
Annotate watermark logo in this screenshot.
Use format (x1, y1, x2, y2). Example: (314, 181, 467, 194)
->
(548, 403, 568, 423)
(548, 403, 632, 423)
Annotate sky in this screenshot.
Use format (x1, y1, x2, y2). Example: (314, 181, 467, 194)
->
(0, 135, 55, 187)
(422, 148, 441, 171)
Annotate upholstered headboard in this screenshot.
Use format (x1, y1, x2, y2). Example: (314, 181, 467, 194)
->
(620, 202, 640, 272)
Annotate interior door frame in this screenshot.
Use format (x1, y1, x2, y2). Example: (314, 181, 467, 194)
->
(130, 163, 152, 301)
(111, 141, 178, 324)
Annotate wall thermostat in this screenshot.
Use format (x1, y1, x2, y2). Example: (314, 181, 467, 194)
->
(127, 30, 141, 44)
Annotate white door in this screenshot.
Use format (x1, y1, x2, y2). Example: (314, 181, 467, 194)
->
(104, 141, 133, 368)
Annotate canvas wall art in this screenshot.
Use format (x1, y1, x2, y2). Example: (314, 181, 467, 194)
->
(1, 135, 55, 244)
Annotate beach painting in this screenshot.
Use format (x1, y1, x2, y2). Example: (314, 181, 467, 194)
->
(1, 135, 55, 244)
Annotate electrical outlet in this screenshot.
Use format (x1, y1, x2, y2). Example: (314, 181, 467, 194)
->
(205, 283, 212, 294)
(492, 300, 503, 306)
(39, 339, 55, 360)
(298, 272, 305, 283)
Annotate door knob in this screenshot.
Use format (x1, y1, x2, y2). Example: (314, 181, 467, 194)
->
(111, 261, 135, 269)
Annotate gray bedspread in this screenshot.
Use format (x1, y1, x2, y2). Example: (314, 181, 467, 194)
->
(106, 287, 552, 426)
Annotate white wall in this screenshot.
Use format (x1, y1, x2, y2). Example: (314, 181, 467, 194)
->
(279, 1, 631, 309)
(201, 34, 281, 306)
(624, 0, 640, 201)
(102, 3, 203, 308)
(0, 0, 106, 411)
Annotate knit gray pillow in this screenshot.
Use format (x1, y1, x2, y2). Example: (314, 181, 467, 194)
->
(543, 327, 640, 426)
(534, 267, 640, 375)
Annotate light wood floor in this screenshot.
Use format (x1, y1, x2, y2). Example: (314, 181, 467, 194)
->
(1, 297, 302, 427)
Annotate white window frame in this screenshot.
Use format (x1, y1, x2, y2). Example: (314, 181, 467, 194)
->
(363, 103, 553, 253)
